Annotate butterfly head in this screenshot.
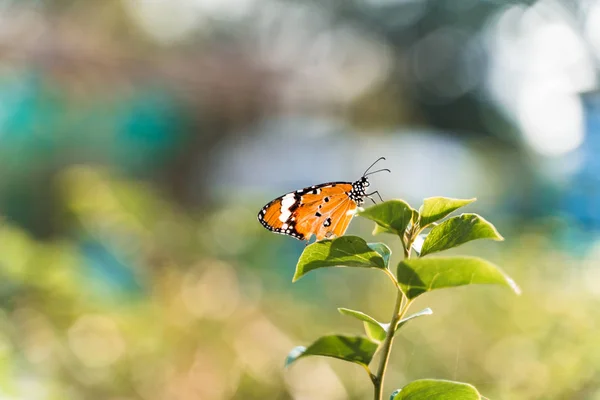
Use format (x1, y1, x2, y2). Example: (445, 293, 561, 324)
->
(357, 176, 370, 189)
(350, 157, 390, 205)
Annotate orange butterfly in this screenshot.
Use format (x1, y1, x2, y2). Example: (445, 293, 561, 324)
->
(257, 157, 389, 242)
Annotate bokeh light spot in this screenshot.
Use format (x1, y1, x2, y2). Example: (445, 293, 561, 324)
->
(68, 315, 126, 368)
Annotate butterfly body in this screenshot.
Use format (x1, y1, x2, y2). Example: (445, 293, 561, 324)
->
(257, 177, 371, 241)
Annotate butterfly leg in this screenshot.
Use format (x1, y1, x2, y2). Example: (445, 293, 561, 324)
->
(366, 191, 384, 203)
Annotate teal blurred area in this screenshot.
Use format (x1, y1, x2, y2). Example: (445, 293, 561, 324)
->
(0, 0, 599, 399)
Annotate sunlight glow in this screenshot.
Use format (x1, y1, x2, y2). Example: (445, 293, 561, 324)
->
(584, 1, 600, 57)
(485, 1, 596, 157)
(68, 315, 126, 368)
(518, 85, 584, 156)
(124, 0, 203, 43)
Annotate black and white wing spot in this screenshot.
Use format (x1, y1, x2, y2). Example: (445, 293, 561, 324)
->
(278, 193, 299, 223)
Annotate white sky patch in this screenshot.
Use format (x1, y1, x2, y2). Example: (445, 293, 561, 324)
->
(484, 1, 596, 157)
(584, 1, 600, 58)
(517, 84, 584, 156)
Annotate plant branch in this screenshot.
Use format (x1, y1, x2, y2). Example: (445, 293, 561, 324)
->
(371, 235, 412, 400)
(373, 287, 411, 399)
(382, 268, 399, 287)
(373, 238, 413, 400)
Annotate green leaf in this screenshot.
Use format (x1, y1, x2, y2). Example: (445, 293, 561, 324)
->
(397, 256, 520, 300)
(395, 308, 432, 332)
(419, 197, 476, 228)
(285, 335, 378, 368)
(358, 200, 415, 236)
(411, 234, 427, 256)
(294, 236, 387, 282)
(420, 213, 504, 256)
(338, 308, 387, 342)
(367, 242, 392, 268)
(390, 379, 481, 399)
(365, 321, 389, 343)
(285, 346, 306, 368)
(373, 223, 391, 236)
(412, 209, 420, 224)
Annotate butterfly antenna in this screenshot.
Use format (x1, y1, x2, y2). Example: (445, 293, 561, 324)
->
(364, 168, 391, 177)
(363, 157, 386, 177)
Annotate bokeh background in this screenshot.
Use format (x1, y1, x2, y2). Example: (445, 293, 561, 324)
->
(0, 0, 599, 399)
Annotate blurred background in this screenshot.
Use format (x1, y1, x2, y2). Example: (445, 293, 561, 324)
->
(0, 0, 599, 399)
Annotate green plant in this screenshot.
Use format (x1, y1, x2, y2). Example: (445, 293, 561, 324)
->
(285, 197, 520, 400)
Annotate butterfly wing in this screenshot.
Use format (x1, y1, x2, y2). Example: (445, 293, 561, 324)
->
(316, 196, 356, 241)
(295, 189, 357, 241)
(258, 182, 358, 241)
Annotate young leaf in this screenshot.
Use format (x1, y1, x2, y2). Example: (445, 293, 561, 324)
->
(395, 308, 433, 333)
(420, 214, 503, 256)
(367, 242, 392, 267)
(411, 209, 420, 224)
(411, 234, 427, 256)
(397, 256, 520, 300)
(338, 308, 387, 342)
(285, 335, 379, 368)
(365, 321, 389, 343)
(419, 197, 476, 228)
(285, 346, 307, 368)
(390, 379, 481, 399)
(294, 236, 387, 282)
(358, 200, 415, 236)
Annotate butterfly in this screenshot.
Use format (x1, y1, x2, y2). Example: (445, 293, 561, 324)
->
(257, 157, 389, 242)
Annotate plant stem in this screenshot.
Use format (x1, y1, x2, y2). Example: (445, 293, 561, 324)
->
(373, 239, 413, 400)
(373, 288, 405, 399)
